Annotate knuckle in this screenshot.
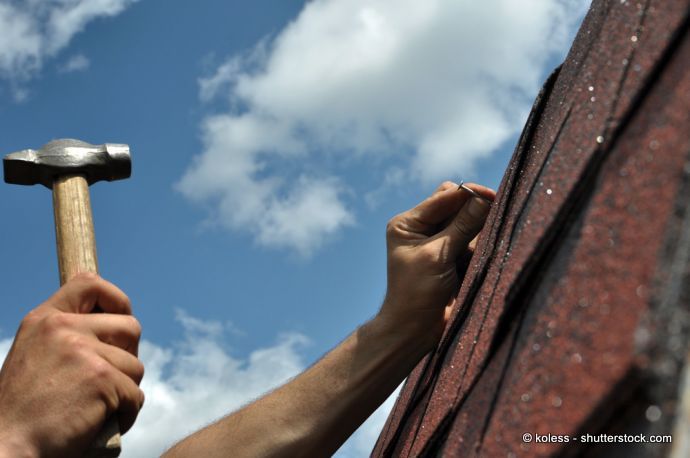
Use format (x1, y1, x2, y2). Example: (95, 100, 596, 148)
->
(75, 272, 103, 294)
(41, 312, 75, 334)
(68, 273, 103, 305)
(87, 357, 113, 386)
(72, 272, 100, 283)
(63, 332, 89, 352)
(385, 219, 396, 236)
(133, 359, 145, 384)
(19, 309, 43, 330)
(386, 214, 404, 236)
(121, 293, 133, 314)
(125, 316, 142, 340)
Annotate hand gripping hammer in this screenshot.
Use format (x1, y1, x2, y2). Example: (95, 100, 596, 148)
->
(3, 139, 132, 457)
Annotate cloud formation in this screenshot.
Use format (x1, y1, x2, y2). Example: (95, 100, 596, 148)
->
(0, 0, 138, 96)
(59, 53, 90, 73)
(0, 311, 394, 457)
(179, 0, 587, 254)
(123, 311, 310, 456)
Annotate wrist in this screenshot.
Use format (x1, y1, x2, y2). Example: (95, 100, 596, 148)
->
(371, 306, 443, 356)
(0, 431, 38, 458)
(0, 415, 39, 458)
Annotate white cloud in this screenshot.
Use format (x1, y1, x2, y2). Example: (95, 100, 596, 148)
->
(0, 338, 11, 361)
(336, 387, 401, 457)
(179, 0, 588, 254)
(122, 312, 311, 457)
(59, 53, 90, 73)
(177, 114, 354, 257)
(0, 312, 394, 457)
(0, 0, 138, 93)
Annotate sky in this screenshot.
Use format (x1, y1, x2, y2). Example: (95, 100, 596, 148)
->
(0, 0, 588, 456)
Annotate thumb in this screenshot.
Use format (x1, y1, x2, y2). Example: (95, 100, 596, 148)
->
(442, 196, 492, 259)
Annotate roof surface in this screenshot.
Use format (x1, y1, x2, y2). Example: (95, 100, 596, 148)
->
(373, 0, 690, 456)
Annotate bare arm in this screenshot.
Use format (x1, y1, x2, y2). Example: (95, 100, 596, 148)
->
(164, 181, 494, 458)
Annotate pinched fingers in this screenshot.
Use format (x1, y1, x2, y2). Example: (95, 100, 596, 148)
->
(408, 186, 471, 230)
(390, 182, 494, 240)
(388, 188, 468, 240)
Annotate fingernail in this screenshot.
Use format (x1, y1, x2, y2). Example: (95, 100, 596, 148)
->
(467, 197, 491, 220)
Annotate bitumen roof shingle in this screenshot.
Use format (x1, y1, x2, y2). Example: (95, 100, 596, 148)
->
(373, 0, 690, 456)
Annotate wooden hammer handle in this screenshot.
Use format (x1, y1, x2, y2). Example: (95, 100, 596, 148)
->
(52, 174, 122, 458)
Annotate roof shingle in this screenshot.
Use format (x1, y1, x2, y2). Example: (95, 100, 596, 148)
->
(373, 0, 690, 456)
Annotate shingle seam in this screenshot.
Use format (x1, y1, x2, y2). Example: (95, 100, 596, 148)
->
(511, 106, 573, 239)
(605, 0, 652, 131)
(504, 0, 650, 267)
(481, 106, 574, 364)
(452, 310, 525, 456)
(507, 0, 652, 248)
(501, 0, 649, 291)
(556, 0, 614, 96)
(474, 306, 531, 456)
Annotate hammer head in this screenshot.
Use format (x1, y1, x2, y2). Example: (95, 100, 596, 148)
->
(3, 139, 131, 189)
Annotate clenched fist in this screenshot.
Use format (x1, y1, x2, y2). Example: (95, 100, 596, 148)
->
(0, 274, 144, 458)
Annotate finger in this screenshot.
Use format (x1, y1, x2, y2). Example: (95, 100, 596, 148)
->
(432, 181, 459, 195)
(94, 341, 145, 385)
(405, 183, 493, 234)
(440, 196, 492, 259)
(460, 182, 496, 203)
(468, 236, 479, 252)
(444, 302, 454, 325)
(76, 314, 142, 356)
(106, 367, 145, 434)
(455, 238, 476, 283)
(47, 274, 132, 315)
(403, 188, 471, 236)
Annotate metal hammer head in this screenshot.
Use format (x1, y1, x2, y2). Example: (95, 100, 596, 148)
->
(3, 139, 131, 189)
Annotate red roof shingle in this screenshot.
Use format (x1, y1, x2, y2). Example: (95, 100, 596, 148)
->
(373, 0, 690, 456)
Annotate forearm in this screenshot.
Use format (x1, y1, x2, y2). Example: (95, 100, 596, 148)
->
(164, 182, 493, 457)
(163, 312, 435, 458)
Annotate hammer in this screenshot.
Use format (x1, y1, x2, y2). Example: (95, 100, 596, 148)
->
(3, 139, 132, 457)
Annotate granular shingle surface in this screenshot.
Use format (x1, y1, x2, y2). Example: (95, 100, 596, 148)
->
(372, 0, 690, 456)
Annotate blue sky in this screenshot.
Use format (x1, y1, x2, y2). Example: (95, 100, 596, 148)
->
(0, 1, 587, 456)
